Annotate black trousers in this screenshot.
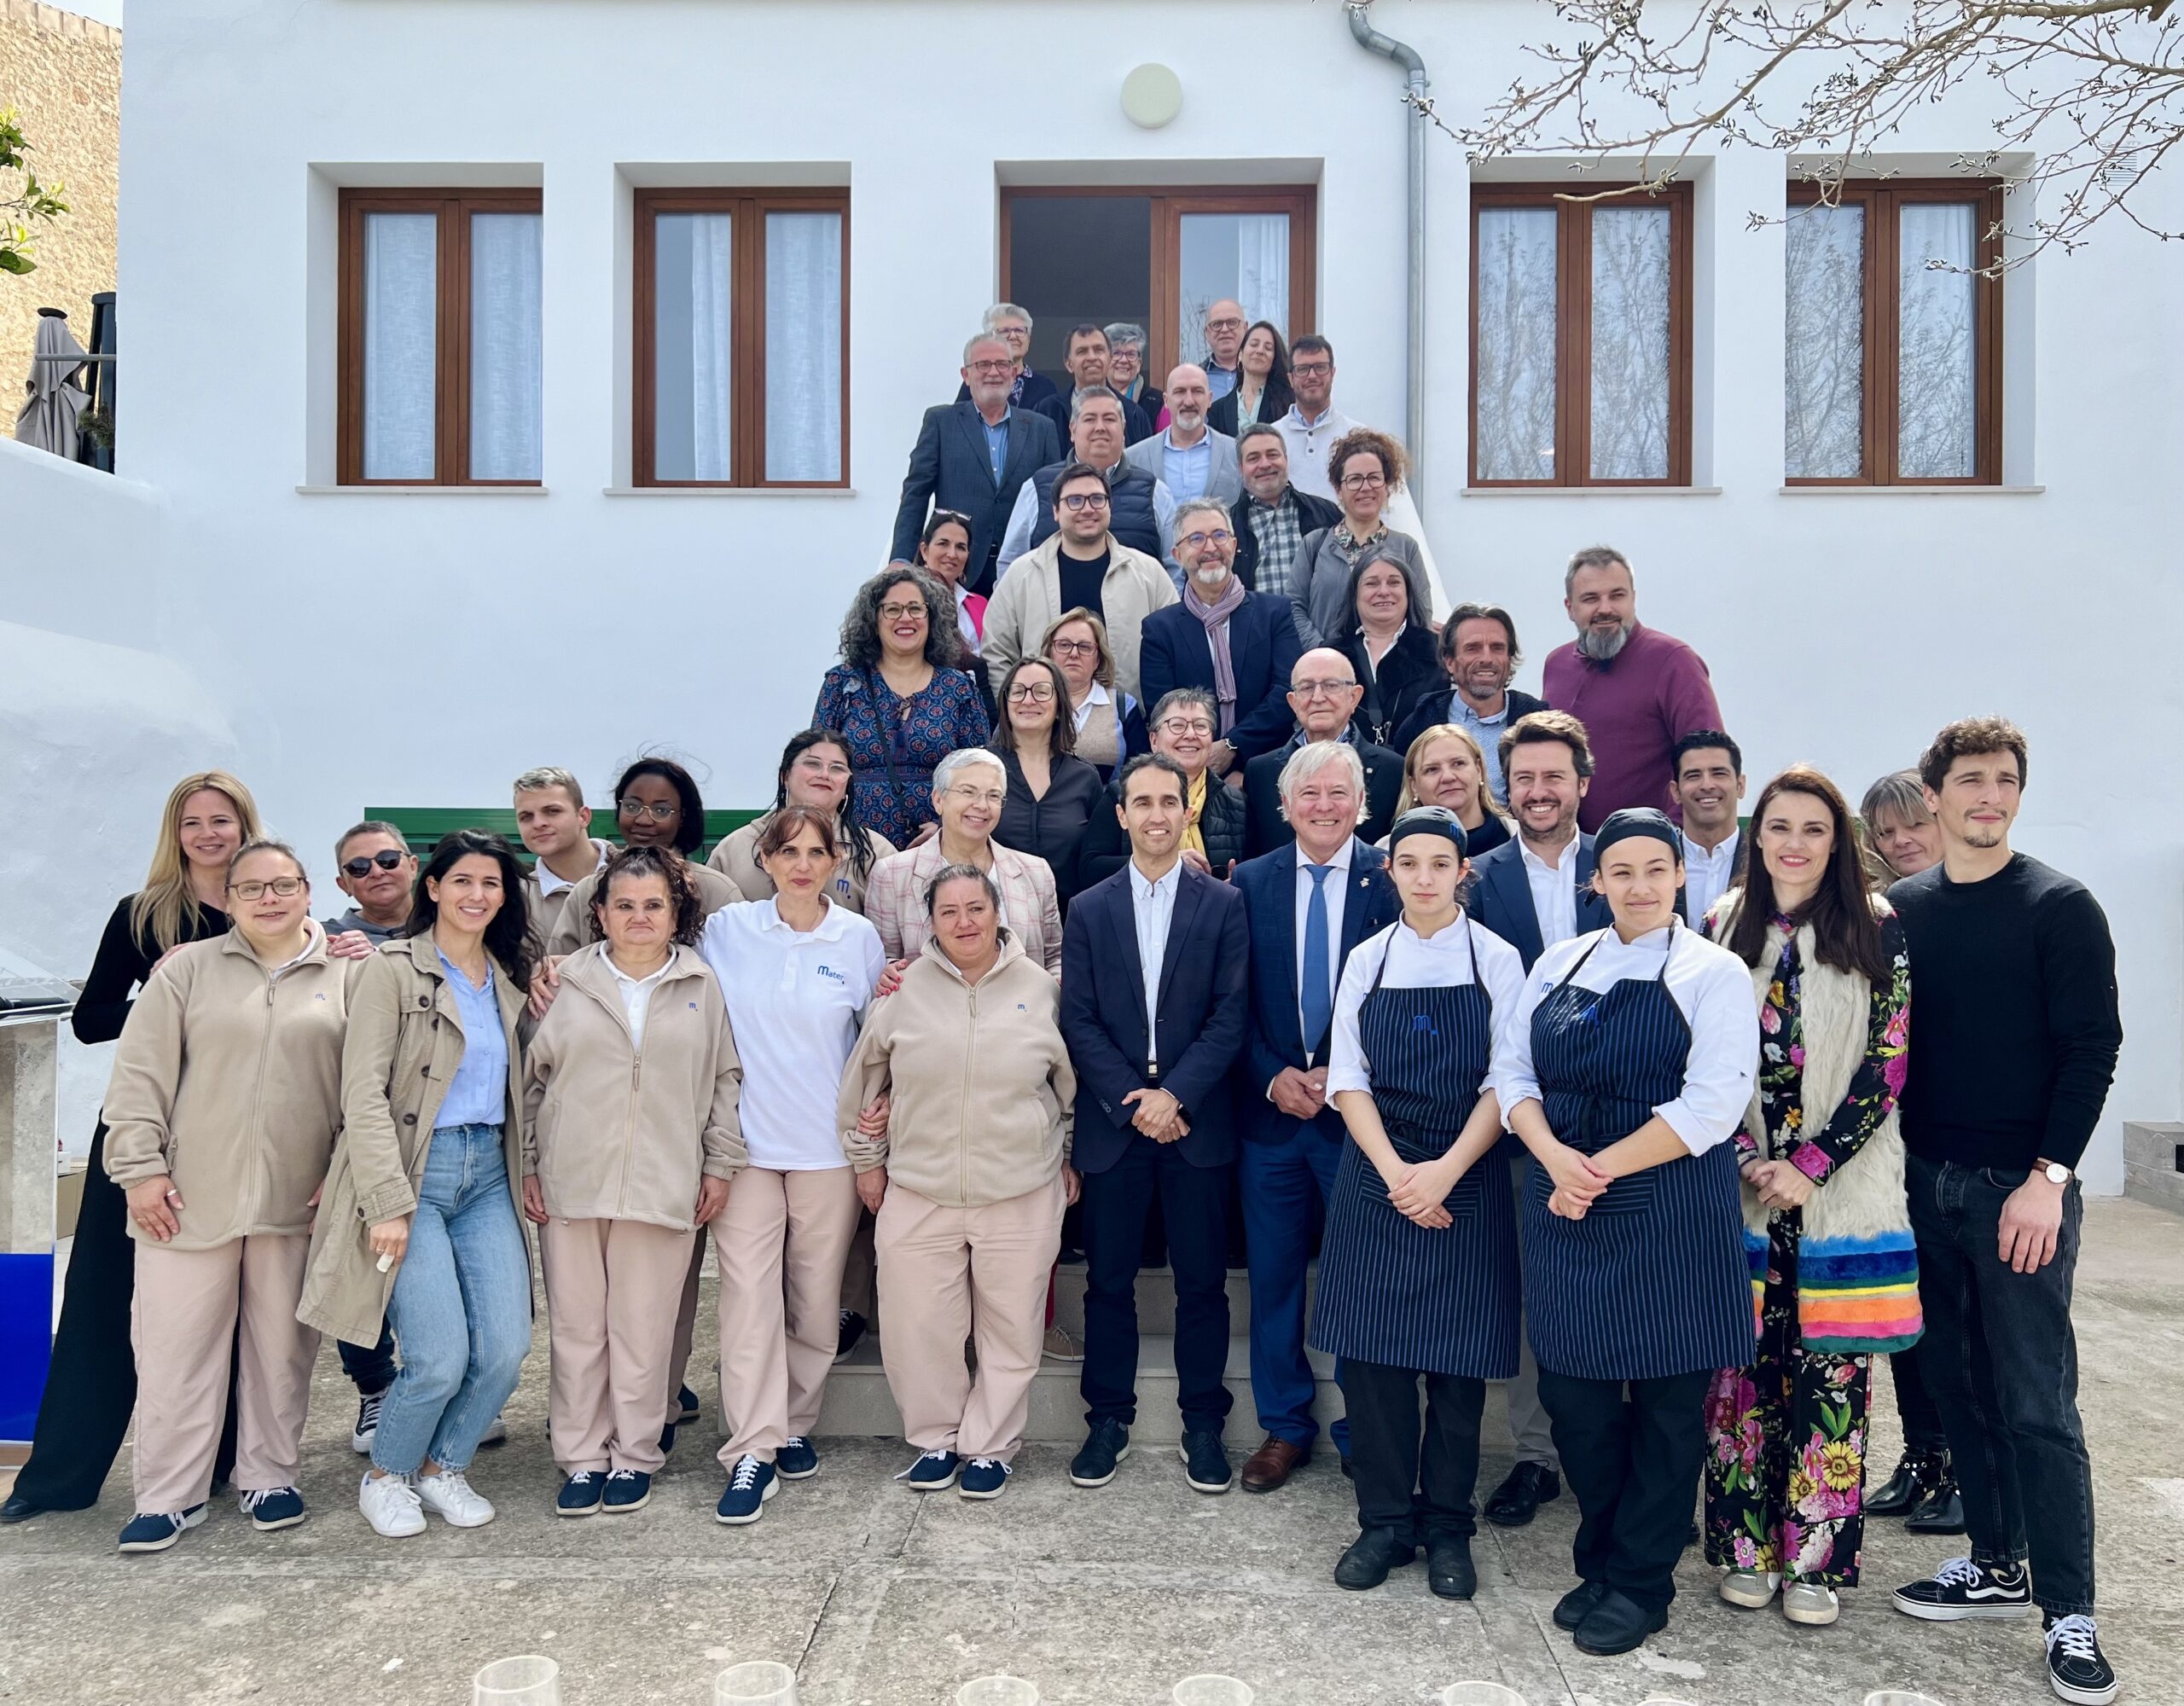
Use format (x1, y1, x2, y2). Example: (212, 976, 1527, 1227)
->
(1538, 1366, 1712, 1616)
(1885, 1338, 1948, 1452)
(1079, 1134, 1234, 1435)
(337, 1321, 398, 1396)
(1340, 1357, 1484, 1543)
(15, 1127, 236, 1510)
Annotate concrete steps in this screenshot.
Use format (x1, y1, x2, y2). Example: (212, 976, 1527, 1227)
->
(2123, 1121, 2184, 1216)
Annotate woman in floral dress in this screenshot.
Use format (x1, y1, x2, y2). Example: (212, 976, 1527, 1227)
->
(1701, 765, 1920, 1628)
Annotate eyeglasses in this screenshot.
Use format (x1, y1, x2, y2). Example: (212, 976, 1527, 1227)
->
(340, 849, 407, 879)
(1206, 316, 1246, 332)
(967, 359, 1014, 374)
(1339, 472, 1388, 490)
(944, 785, 1007, 807)
(1290, 360, 1333, 378)
(1179, 529, 1235, 550)
(1059, 492, 1109, 512)
(229, 877, 303, 901)
(618, 799, 678, 821)
(1048, 638, 1098, 658)
(877, 601, 928, 622)
(1292, 677, 1358, 698)
(1006, 682, 1056, 703)
(1156, 717, 1216, 737)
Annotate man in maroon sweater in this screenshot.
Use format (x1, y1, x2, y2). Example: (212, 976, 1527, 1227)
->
(1540, 546, 1725, 833)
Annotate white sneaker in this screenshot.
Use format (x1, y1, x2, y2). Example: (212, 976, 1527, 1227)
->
(1782, 1581, 1840, 1625)
(416, 1468, 496, 1528)
(477, 1413, 508, 1447)
(358, 1471, 426, 1538)
(1720, 1568, 1783, 1609)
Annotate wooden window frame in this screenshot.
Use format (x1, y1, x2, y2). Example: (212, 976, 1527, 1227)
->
(1785, 178, 2005, 486)
(996, 184, 1317, 382)
(631, 187, 851, 489)
(1467, 183, 1694, 489)
(337, 187, 543, 487)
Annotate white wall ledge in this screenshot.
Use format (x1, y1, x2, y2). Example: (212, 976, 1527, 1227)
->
(601, 486, 857, 497)
(293, 485, 551, 496)
(1777, 485, 2046, 496)
(1461, 486, 1723, 498)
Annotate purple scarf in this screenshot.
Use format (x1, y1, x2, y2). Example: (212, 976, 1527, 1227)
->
(1182, 574, 1250, 735)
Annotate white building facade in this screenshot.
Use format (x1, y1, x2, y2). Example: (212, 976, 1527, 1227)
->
(5, 0, 2179, 1180)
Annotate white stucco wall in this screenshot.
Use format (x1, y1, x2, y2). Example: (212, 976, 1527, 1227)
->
(5, 0, 2173, 1182)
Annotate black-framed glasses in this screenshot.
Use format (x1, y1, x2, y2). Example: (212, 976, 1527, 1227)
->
(340, 849, 407, 879)
(1291, 360, 1333, 378)
(229, 877, 304, 901)
(1060, 492, 1110, 512)
(1006, 682, 1057, 703)
(1179, 529, 1235, 551)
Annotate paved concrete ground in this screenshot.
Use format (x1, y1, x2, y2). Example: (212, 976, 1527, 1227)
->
(3, 1196, 2180, 1706)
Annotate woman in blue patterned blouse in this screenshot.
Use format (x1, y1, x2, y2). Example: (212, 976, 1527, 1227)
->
(814, 566, 990, 849)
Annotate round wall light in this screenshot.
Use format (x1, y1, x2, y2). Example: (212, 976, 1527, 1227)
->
(1121, 62, 1184, 130)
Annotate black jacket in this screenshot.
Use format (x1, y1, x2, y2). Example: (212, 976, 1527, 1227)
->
(1074, 771, 1247, 888)
(1208, 377, 1294, 439)
(1230, 485, 1343, 595)
(991, 747, 1107, 899)
(1343, 624, 1445, 751)
(1243, 736, 1403, 859)
(1390, 687, 1552, 763)
(891, 402, 1062, 595)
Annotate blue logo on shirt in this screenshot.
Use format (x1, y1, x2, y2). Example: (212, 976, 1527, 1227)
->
(688, 1001, 700, 1010)
(816, 964, 846, 984)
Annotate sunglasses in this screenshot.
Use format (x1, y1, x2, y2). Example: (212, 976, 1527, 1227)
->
(341, 849, 408, 879)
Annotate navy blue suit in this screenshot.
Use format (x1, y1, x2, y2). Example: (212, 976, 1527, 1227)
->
(891, 401, 1062, 595)
(1138, 593, 1305, 763)
(1061, 861, 1249, 1435)
(1465, 833, 1609, 971)
(1232, 838, 1403, 1452)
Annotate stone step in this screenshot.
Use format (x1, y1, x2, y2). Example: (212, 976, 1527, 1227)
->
(2123, 1123, 2184, 1218)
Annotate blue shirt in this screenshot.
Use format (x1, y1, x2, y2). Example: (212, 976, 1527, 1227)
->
(981, 408, 1011, 485)
(1159, 431, 1214, 500)
(434, 949, 508, 1129)
(1205, 362, 1240, 402)
(1450, 697, 1516, 804)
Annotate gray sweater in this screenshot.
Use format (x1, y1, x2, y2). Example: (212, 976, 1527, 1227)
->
(1289, 525, 1432, 649)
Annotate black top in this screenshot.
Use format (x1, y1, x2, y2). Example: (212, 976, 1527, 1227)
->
(73, 891, 233, 1046)
(1075, 772, 1248, 888)
(1057, 546, 1110, 623)
(1890, 852, 2122, 1171)
(1455, 811, 1512, 859)
(1345, 624, 1443, 749)
(991, 747, 1107, 898)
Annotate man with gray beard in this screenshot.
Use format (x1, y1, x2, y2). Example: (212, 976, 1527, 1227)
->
(1540, 546, 1724, 833)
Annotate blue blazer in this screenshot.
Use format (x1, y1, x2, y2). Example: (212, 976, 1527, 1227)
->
(1060, 861, 1250, 1174)
(1137, 593, 1305, 763)
(1466, 833, 1611, 971)
(1232, 838, 1403, 1146)
(890, 401, 1062, 595)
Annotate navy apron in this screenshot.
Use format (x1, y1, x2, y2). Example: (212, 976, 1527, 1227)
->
(1519, 924, 1753, 1382)
(1310, 923, 1521, 1380)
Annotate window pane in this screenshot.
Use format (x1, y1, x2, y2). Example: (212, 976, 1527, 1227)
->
(1897, 201, 1978, 479)
(764, 211, 842, 482)
(653, 212, 734, 482)
(1177, 212, 1289, 366)
(468, 212, 543, 481)
(1473, 207, 1558, 481)
(362, 212, 437, 480)
(1784, 202, 1866, 479)
(1005, 195, 1150, 375)
(1589, 206, 1670, 480)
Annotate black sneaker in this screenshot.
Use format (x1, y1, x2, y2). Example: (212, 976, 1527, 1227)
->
(601, 1469, 652, 1514)
(1906, 1482, 1967, 1535)
(1069, 1418, 1130, 1488)
(118, 1505, 206, 1553)
(2044, 1614, 2118, 1705)
(1892, 1555, 2035, 1621)
(1867, 1448, 1941, 1517)
(835, 1310, 868, 1363)
(1179, 1430, 1232, 1494)
(350, 1390, 384, 1455)
(674, 1384, 701, 1424)
(556, 1471, 604, 1517)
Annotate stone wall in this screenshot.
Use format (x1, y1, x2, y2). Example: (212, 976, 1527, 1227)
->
(0, 0, 119, 441)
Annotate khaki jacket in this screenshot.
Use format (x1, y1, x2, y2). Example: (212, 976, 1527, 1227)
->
(863, 837, 1063, 976)
(520, 943, 745, 1230)
(298, 933, 530, 1347)
(836, 931, 1074, 1207)
(707, 812, 896, 915)
(544, 857, 741, 959)
(523, 837, 612, 949)
(981, 531, 1176, 702)
(103, 924, 351, 1250)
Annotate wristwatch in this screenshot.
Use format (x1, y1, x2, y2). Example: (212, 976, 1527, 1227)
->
(2040, 1160, 2072, 1186)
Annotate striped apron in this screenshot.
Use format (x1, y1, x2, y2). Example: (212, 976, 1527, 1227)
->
(1520, 929, 1754, 1382)
(1309, 926, 1521, 1379)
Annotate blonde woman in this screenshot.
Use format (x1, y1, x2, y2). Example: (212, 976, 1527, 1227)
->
(103, 842, 350, 1551)
(3, 771, 264, 1526)
(1389, 726, 1511, 859)
(1040, 607, 1148, 782)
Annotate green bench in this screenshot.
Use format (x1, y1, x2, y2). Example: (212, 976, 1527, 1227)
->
(367, 807, 765, 867)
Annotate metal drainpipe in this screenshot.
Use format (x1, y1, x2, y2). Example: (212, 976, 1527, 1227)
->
(1346, 2, 1429, 481)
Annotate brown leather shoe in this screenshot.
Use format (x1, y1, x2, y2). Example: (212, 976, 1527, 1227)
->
(1240, 1436, 1308, 1494)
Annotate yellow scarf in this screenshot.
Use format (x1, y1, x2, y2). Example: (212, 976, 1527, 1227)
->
(1183, 770, 1207, 857)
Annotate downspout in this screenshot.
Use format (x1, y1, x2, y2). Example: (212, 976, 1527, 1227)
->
(1346, 2, 1428, 482)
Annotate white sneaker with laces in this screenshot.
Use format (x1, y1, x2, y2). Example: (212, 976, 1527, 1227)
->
(416, 1468, 496, 1528)
(476, 1413, 508, 1447)
(358, 1471, 426, 1538)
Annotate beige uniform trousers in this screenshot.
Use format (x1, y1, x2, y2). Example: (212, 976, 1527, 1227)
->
(875, 1175, 1065, 1463)
(712, 1165, 861, 1465)
(539, 1216, 694, 1475)
(132, 1235, 317, 1512)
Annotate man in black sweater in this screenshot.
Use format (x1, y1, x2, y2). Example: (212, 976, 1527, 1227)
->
(1885, 716, 2123, 1706)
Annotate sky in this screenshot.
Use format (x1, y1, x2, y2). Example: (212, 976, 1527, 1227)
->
(70, 0, 123, 24)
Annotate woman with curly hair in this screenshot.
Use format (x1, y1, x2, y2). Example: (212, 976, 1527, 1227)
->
(1699, 766, 1918, 1628)
(814, 566, 990, 848)
(522, 846, 745, 1520)
(1289, 426, 1432, 648)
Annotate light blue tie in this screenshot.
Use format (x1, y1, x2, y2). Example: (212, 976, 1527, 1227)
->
(1302, 863, 1333, 1061)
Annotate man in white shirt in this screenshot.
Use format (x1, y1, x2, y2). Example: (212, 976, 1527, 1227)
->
(1670, 730, 1746, 927)
(1274, 335, 1356, 503)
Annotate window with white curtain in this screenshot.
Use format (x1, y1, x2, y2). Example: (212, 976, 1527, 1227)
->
(1176, 212, 1289, 367)
(636, 189, 850, 487)
(1468, 185, 1692, 486)
(1784, 180, 2001, 485)
(340, 189, 544, 485)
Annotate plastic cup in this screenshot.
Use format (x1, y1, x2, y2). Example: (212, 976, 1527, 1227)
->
(715, 1661, 799, 1705)
(1174, 1680, 1254, 1706)
(1443, 1686, 1529, 1706)
(1863, 1697, 1949, 1706)
(472, 1656, 561, 1706)
(956, 1679, 1040, 1706)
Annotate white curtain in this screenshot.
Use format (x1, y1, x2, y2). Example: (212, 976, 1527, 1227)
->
(468, 212, 543, 480)
(1176, 213, 1289, 365)
(1589, 206, 1671, 480)
(362, 212, 437, 480)
(652, 212, 735, 481)
(1785, 202, 1867, 479)
(1473, 207, 1558, 481)
(1897, 202, 1977, 479)
(764, 211, 842, 482)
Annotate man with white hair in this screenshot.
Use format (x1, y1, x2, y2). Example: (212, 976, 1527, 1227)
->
(953, 302, 1060, 414)
(1124, 363, 1241, 508)
(1229, 742, 1403, 1490)
(897, 332, 1064, 593)
(1242, 648, 1404, 856)
(1201, 298, 1249, 401)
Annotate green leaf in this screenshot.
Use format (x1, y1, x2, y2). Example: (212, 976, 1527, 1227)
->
(0, 251, 38, 274)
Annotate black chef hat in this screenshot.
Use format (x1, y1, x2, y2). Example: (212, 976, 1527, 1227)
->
(1385, 806, 1469, 858)
(1593, 806, 1684, 862)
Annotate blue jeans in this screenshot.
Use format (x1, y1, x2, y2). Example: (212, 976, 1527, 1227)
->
(371, 1123, 531, 1477)
(1240, 1124, 1348, 1454)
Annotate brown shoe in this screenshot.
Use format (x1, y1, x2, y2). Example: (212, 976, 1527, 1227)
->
(1240, 1436, 1308, 1494)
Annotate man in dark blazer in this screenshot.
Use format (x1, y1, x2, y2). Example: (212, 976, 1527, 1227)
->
(1060, 753, 1250, 1497)
(1138, 499, 1304, 775)
(893, 332, 1063, 595)
(1231, 426, 1341, 600)
(1230, 742, 1403, 1491)
(1243, 648, 1403, 857)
